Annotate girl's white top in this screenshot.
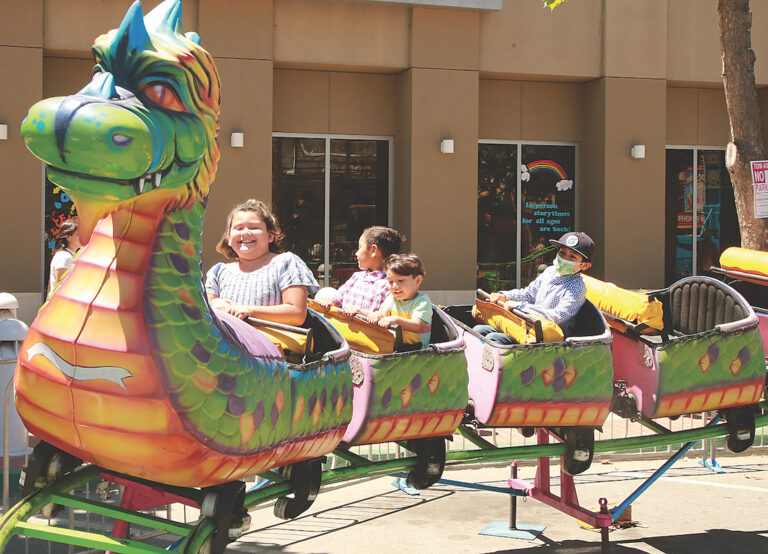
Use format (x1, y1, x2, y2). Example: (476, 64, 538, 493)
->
(48, 248, 75, 295)
(205, 252, 319, 307)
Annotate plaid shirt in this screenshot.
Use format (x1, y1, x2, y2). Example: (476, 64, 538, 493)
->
(334, 269, 390, 313)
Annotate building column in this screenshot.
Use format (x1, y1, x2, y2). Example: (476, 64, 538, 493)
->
(0, 0, 44, 321)
(581, 76, 667, 288)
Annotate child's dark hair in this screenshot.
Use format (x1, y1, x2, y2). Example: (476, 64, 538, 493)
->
(216, 199, 284, 261)
(362, 226, 403, 258)
(384, 253, 425, 278)
(53, 219, 78, 253)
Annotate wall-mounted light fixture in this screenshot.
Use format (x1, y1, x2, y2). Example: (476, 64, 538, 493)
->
(0, 124, 8, 141)
(630, 144, 645, 159)
(230, 132, 244, 148)
(440, 139, 454, 154)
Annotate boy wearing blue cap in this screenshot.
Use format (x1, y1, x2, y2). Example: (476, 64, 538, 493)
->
(475, 231, 594, 343)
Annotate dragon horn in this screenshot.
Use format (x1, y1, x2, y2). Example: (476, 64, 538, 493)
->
(109, 1, 153, 57)
(144, 0, 184, 36)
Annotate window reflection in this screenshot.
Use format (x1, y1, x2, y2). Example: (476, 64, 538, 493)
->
(477, 144, 517, 292)
(665, 148, 738, 284)
(521, 145, 575, 286)
(273, 138, 325, 277)
(477, 143, 576, 290)
(272, 137, 389, 287)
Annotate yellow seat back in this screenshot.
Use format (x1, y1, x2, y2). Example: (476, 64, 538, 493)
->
(248, 321, 311, 364)
(309, 300, 398, 355)
(720, 247, 768, 280)
(471, 299, 563, 344)
(583, 274, 663, 333)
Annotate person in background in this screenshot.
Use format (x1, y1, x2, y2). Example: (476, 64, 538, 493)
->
(206, 199, 319, 326)
(48, 218, 81, 296)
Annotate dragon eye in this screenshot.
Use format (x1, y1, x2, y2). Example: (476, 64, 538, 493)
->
(141, 82, 187, 112)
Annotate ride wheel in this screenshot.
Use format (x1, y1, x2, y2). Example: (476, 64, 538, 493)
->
(273, 458, 324, 520)
(722, 405, 757, 453)
(18, 441, 82, 518)
(560, 427, 595, 476)
(406, 437, 446, 489)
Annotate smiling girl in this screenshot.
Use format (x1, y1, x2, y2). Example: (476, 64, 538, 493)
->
(205, 199, 319, 326)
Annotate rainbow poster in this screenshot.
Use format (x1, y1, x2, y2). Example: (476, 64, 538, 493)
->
(521, 160, 573, 191)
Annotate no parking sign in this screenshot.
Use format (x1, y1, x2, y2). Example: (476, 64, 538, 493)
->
(750, 160, 768, 218)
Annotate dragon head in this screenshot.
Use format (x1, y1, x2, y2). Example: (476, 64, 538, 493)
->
(21, 0, 220, 241)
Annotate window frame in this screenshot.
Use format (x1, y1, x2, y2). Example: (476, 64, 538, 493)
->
(666, 144, 728, 280)
(272, 133, 394, 286)
(478, 139, 579, 287)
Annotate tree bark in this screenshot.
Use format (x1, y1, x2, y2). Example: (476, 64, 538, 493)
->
(719, 0, 768, 250)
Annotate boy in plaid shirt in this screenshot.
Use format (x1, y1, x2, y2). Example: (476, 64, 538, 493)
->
(319, 226, 403, 317)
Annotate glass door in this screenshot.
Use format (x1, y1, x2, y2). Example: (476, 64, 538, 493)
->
(477, 142, 577, 290)
(273, 135, 390, 286)
(665, 147, 738, 284)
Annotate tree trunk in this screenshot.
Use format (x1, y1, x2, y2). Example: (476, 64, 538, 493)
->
(719, 0, 768, 250)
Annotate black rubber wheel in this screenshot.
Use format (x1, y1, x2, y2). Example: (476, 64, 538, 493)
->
(201, 480, 246, 554)
(273, 459, 323, 520)
(20, 442, 81, 495)
(520, 426, 535, 438)
(406, 437, 446, 490)
(19, 441, 82, 519)
(561, 428, 594, 476)
(19, 442, 58, 496)
(723, 406, 756, 454)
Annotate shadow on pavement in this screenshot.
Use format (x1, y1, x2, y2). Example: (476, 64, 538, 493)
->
(488, 527, 768, 553)
(237, 485, 455, 551)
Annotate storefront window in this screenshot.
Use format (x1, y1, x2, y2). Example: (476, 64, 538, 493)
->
(477, 144, 517, 292)
(477, 143, 576, 290)
(665, 148, 739, 284)
(521, 145, 576, 285)
(273, 136, 390, 287)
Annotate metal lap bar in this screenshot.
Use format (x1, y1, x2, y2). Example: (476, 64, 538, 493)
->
(353, 314, 404, 351)
(710, 266, 768, 283)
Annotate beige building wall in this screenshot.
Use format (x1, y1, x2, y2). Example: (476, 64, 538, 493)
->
(667, 88, 731, 146)
(408, 68, 479, 294)
(1, 0, 43, 305)
(602, 77, 667, 288)
(4, 0, 768, 312)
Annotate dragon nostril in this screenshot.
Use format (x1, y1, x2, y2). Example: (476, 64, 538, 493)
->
(112, 133, 133, 147)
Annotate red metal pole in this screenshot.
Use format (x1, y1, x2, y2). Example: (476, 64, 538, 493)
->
(599, 497, 610, 553)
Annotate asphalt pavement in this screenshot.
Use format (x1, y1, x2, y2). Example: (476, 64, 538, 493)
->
(233, 453, 768, 553)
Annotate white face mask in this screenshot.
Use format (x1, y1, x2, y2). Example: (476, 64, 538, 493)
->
(554, 254, 578, 276)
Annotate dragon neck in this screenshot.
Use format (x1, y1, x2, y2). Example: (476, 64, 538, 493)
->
(58, 191, 208, 328)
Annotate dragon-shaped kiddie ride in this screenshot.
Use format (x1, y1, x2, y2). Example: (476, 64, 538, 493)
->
(17, 0, 353, 513)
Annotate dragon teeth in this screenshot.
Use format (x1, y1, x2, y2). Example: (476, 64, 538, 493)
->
(133, 172, 161, 194)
